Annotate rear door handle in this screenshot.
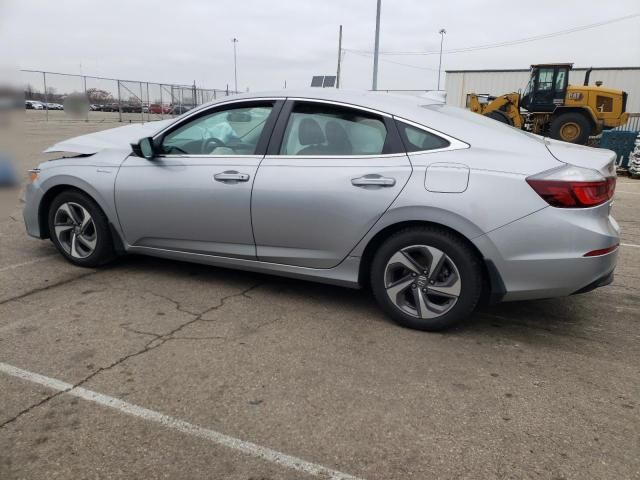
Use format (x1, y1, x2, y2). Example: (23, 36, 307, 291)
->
(214, 171, 250, 183)
(351, 175, 396, 187)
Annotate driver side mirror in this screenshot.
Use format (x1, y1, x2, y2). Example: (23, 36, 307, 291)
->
(131, 137, 156, 160)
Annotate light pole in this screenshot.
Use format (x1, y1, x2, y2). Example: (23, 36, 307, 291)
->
(372, 0, 382, 90)
(437, 28, 446, 90)
(232, 38, 239, 93)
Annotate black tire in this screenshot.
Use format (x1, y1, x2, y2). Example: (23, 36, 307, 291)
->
(47, 190, 115, 268)
(484, 110, 512, 125)
(549, 112, 591, 144)
(370, 227, 483, 331)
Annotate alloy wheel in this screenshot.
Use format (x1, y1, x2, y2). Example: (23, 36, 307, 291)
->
(53, 202, 97, 259)
(384, 245, 461, 319)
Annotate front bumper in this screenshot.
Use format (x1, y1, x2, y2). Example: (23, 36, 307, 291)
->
(473, 203, 619, 302)
(23, 182, 45, 238)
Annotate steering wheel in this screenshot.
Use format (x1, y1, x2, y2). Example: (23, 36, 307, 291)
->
(202, 137, 226, 154)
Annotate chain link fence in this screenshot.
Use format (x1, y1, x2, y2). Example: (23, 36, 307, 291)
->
(22, 70, 236, 123)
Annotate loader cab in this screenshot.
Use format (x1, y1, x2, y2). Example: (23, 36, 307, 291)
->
(521, 63, 571, 112)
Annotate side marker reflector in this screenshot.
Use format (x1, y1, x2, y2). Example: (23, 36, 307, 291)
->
(583, 244, 619, 257)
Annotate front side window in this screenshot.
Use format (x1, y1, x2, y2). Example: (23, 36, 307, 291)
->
(161, 104, 273, 155)
(397, 122, 450, 152)
(280, 103, 388, 156)
(555, 70, 567, 92)
(537, 68, 554, 91)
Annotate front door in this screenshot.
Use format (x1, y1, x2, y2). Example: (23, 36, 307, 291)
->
(115, 100, 281, 259)
(251, 100, 412, 269)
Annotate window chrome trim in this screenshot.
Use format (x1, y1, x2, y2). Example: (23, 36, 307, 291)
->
(263, 153, 407, 160)
(286, 97, 392, 118)
(393, 115, 470, 153)
(154, 154, 264, 159)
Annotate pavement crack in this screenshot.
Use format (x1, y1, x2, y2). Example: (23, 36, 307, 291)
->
(0, 390, 67, 430)
(119, 323, 162, 339)
(0, 271, 98, 306)
(0, 282, 263, 430)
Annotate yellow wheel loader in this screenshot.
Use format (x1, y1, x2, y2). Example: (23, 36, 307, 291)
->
(466, 63, 629, 144)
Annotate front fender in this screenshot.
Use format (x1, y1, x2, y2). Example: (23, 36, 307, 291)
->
(36, 167, 121, 239)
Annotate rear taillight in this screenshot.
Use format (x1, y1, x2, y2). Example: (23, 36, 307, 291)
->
(526, 165, 615, 208)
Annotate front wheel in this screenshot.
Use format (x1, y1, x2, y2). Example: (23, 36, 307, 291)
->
(370, 227, 483, 331)
(549, 112, 591, 144)
(48, 190, 115, 267)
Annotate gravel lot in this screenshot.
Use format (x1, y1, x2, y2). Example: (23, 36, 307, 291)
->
(1, 118, 639, 480)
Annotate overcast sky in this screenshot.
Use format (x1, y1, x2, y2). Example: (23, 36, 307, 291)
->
(4, 0, 639, 92)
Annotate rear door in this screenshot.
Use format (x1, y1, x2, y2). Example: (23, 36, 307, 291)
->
(251, 99, 412, 268)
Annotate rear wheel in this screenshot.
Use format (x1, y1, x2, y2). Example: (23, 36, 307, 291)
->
(48, 191, 115, 267)
(484, 110, 512, 125)
(550, 112, 591, 144)
(370, 227, 483, 331)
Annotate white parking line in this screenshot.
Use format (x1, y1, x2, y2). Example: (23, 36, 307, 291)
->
(622, 243, 640, 248)
(616, 190, 640, 195)
(0, 255, 57, 273)
(0, 362, 364, 480)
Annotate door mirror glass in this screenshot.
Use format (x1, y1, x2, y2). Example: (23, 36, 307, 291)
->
(132, 137, 155, 159)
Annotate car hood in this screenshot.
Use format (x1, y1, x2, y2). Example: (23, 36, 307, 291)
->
(44, 119, 173, 154)
(544, 138, 616, 177)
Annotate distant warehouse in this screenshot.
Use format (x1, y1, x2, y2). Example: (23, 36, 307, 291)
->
(445, 66, 640, 113)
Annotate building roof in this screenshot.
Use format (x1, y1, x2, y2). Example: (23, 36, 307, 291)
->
(446, 66, 640, 73)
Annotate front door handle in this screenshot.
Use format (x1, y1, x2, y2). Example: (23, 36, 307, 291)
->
(214, 171, 250, 183)
(351, 175, 396, 187)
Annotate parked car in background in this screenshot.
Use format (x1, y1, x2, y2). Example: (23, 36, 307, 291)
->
(102, 103, 120, 112)
(25, 100, 44, 110)
(47, 103, 64, 110)
(122, 104, 143, 113)
(149, 104, 172, 114)
(22, 90, 620, 332)
(170, 104, 194, 115)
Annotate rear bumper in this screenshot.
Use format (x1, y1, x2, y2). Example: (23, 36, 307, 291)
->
(473, 204, 619, 301)
(572, 269, 614, 295)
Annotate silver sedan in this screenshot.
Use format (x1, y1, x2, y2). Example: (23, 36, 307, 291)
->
(23, 90, 620, 331)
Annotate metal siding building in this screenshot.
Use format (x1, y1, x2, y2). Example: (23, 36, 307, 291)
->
(445, 67, 640, 113)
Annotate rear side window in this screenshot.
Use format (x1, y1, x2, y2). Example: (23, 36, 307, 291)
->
(280, 102, 389, 156)
(396, 121, 450, 152)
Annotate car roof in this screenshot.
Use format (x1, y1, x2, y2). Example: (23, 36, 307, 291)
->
(192, 89, 547, 151)
(207, 89, 441, 117)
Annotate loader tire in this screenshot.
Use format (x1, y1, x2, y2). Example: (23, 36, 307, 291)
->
(550, 112, 591, 144)
(484, 110, 513, 126)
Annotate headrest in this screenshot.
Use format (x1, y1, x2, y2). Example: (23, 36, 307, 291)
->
(298, 117, 325, 145)
(325, 120, 352, 154)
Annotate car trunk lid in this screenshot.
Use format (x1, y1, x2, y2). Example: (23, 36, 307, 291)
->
(544, 137, 616, 177)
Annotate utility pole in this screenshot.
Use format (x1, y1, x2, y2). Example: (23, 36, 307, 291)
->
(232, 37, 239, 93)
(372, 0, 381, 90)
(437, 28, 446, 90)
(336, 24, 343, 89)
